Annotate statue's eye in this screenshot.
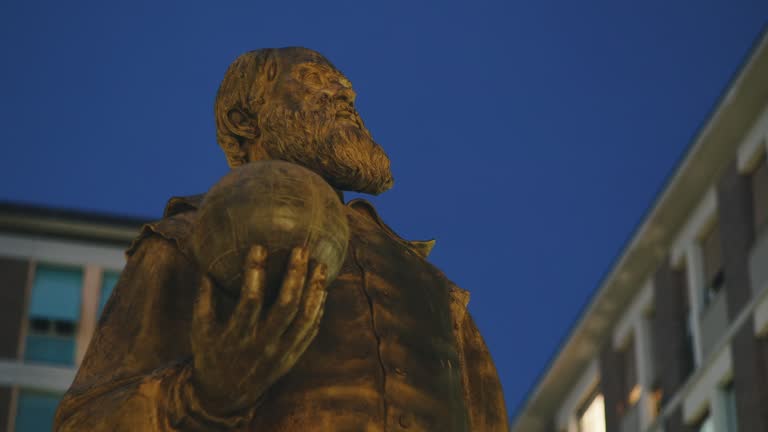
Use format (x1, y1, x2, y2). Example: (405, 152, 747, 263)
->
(303, 72, 322, 87)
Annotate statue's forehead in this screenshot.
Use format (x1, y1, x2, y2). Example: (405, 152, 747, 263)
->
(289, 61, 352, 88)
(292, 61, 337, 74)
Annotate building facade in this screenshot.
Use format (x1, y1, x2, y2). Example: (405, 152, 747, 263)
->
(1, 35, 766, 432)
(0, 203, 143, 431)
(512, 32, 768, 432)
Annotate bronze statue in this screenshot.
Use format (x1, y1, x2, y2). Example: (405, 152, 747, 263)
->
(54, 47, 509, 431)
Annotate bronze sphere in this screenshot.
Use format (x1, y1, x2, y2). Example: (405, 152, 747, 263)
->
(192, 161, 350, 299)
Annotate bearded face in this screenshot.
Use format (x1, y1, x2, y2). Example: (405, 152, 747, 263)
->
(254, 60, 394, 195)
(258, 103, 393, 195)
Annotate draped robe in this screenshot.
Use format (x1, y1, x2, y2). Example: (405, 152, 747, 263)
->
(54, 195, 509, 431)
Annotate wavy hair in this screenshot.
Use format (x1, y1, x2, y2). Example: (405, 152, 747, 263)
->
(214, 47, 338, 167)
(214, 49, 273, 168)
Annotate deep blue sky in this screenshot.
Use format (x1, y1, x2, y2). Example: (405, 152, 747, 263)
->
(1, 0, 766, 420)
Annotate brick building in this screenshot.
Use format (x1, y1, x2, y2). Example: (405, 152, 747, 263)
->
(511, 32, 768, 432)
(0, 203, 143, 431)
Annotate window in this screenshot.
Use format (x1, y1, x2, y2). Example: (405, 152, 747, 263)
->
(577, 390, 606, 432)
(99, 270, 120, 316)
(24, 264, 82, 366)
(723, 381, 739, 432)
(643, 309, 662, 419)
(14, 390, 62, 432)
(694, 412, 714, 432)
(681, 269, 696, 374)
(650, 386, 663, 418)
(622, 337, 640, 407)
(752, 153, 768, 238)
(683, 310, 696, 372)
(701, 223, 724, 308)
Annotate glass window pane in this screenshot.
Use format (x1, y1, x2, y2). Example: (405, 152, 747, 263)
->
(724, 382, 739, 432)
(29, 265, 82, 321)
(15, 390, 61, 432)
(702, 225, 722, 279)
(578, 393, 606, 432)
(24, 334, 75, 366)
(701, 224, 724, 306)
(99, 271, 121, 315)
(697, 415, 714, 432)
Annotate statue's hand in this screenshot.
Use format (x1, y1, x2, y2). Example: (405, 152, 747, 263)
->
(189, 245, 328, 416)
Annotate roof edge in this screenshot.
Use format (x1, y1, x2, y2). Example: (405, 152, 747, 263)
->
(511, 27, 768, 431)
(0, 200, 149, 245)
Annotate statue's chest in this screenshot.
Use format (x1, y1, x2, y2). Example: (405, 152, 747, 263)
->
(317, 208, 463, 386)
(249, 208, 469, 431)
(342, 209, 458, 357)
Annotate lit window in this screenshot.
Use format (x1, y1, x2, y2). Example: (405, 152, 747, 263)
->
(650, 386, 663, 418)
(752, 153, 768, 238)
(14, 390, 61, 432)
(578, 391, 606, 432)
(701, 223, 724, 308)
(24, 264, 82, 366)
(622, 337, 640, 407)
(99, 271, 121, 316)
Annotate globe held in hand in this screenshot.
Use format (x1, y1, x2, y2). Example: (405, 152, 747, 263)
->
(192, 160, 350, 298)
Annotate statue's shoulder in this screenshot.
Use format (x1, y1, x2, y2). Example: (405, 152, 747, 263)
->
(126, 194, 204, 258)
(346, 198, 436, 259)
(347, 198, 470, 316)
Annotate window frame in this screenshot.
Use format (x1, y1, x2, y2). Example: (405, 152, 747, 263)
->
(23, 263, 84, 366)
(751, 151, 768, 241)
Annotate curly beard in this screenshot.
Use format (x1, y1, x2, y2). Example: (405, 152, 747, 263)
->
(258, 104, 394, 195)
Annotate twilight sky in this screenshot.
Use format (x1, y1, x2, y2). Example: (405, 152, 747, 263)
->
(1, 0, 766, 420)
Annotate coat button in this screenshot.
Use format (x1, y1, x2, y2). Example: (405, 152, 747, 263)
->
(399, 413, 412, 428)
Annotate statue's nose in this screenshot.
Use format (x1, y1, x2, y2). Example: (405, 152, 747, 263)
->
(333, 86, 356, 106)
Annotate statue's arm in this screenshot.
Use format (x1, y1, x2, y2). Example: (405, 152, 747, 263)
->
(55, 361, 253, 431)
(54, 235, 253, 431)
(459, 312, 511, 432)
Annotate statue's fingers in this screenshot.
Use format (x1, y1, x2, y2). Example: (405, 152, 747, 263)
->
(280, 263, 327, 347)
(251, 283, 326, 391)
(192, 275, 216, 341)
(259, 247, 309, 340)
(296, 317, 322, 355)
(276, 247, 309, 307)
(283, 297, 325, 365)
(227, 245, 267, 337)
(262, 306, 324, 387)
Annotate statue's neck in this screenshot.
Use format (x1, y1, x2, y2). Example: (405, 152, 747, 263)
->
(334, 188, 345, 203)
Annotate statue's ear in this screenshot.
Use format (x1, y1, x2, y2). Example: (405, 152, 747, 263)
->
(225, 107, 260, 140)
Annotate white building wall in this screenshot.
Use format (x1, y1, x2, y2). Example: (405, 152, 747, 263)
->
(0, 233, 126, 394)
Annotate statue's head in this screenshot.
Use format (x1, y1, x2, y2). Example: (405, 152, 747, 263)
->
(215, 47, 394, 195)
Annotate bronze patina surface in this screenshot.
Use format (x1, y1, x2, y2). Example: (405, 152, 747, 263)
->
(193, 160, 350, 300)
(54, 47, 510, 431)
